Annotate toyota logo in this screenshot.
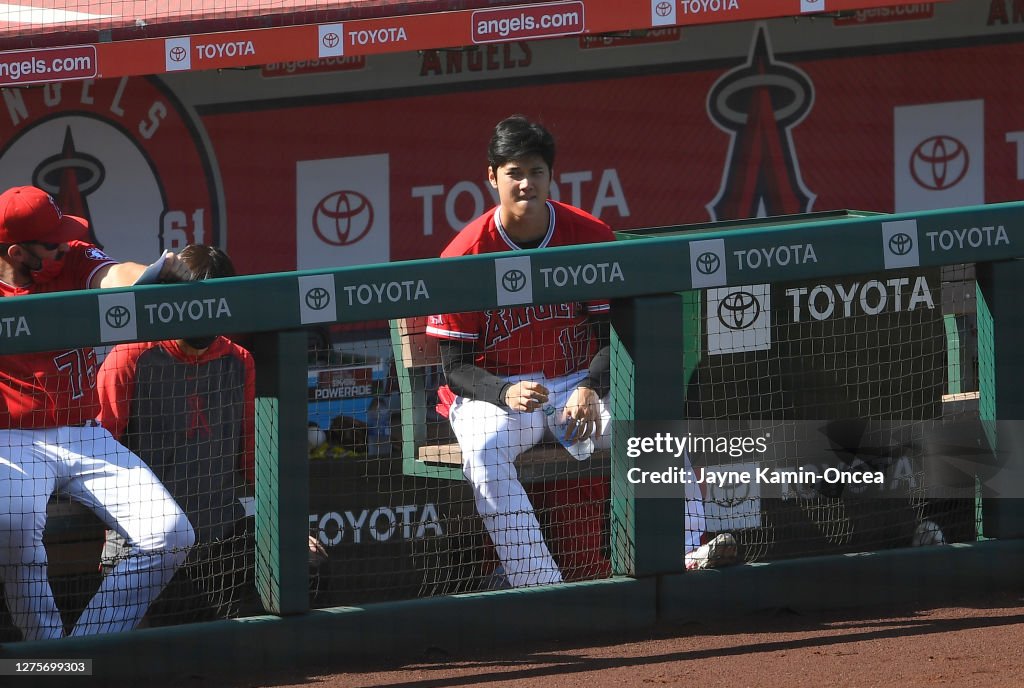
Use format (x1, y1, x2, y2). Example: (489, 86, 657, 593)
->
(502, 269, 527, 292)
(105, 305, 132, 329)
(312, 190, 374, 246)
(717, 291, 760, 330)
(654, 1, 672, 17)
(910, 135, 969, 191)
(888, 232, 913, 256)
(695, 251, 721, 275)
(322, 32, 340, 49)
(305, 287, 331, 310)
(168, 46, 187, 62)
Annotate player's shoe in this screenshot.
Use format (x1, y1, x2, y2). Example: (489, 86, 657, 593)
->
(911, 519, 946, 547)
(685, 533, 739, 570)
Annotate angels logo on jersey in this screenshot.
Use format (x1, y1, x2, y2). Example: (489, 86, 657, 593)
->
(706, 25, 816, 221)
(483, 304, 577, 350)
(0, 76, 220, 264)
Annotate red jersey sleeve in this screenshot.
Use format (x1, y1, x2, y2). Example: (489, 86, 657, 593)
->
(425, 212, 492, 343)
(58, 241, 118, 291)
(425, 311, 482, 342)
(95, 343, 144, 441)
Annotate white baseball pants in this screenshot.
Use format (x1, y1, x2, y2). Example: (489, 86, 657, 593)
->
(0, 425, 195, 640)
(451, 370, 707, 587)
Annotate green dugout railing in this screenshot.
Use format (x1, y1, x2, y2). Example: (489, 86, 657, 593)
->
(0, 204, 1022, 352)
(2, 202, 1024, 617)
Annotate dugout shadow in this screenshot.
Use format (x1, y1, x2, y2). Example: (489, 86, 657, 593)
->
(195, 608, 1024, 688)
(33, 604, 1024, 688)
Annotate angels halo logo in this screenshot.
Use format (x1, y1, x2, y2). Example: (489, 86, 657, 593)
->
(0, 76, 221, 265)
(705, 25, 816, 221)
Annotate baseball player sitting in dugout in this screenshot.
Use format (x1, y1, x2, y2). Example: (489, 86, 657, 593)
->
(426, 117, 729, 586)
(96, 245, 258, 625)
(426, 116, 610, 587)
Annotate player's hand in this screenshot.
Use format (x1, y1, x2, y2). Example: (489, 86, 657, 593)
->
(158, 252, 194, 282)
(503, 381, 549, 413)
(561, 386, 603, 442)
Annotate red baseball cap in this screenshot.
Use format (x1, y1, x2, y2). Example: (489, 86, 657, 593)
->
(0, 186, 88, 245)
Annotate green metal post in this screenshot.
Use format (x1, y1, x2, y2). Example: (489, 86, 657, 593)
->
(253, 330, 310, 615)
(976, 260, 1024, 539)
(609, 326, 635, 576)
(610, 294, 687, 577)
(680, 290, 702, 393)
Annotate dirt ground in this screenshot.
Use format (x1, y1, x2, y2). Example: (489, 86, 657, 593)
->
(146, 590, 1024, 688)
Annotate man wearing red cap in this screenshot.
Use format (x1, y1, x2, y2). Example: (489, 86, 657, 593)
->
(0, 186, 196, 641)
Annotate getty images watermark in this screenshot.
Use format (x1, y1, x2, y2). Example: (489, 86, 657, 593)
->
(625, 432, 885, 488)
(616, 419, 1024, 500)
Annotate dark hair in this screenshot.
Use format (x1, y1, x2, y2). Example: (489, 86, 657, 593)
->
(487, 115, 555, 172)
(178, 244, 236, 280)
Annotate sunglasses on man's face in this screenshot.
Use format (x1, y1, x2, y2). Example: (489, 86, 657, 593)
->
(25, 241, 62, 251)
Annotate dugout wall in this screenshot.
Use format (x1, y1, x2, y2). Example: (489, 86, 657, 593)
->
(3, 201, 1024, 682)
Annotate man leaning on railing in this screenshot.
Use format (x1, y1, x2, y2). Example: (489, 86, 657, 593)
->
(0, 186, 195, 641)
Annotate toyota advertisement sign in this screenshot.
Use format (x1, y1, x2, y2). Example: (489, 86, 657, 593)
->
(894, 100, 985, 212)
(296, 154, 391, 270)
(1, 5, 1016, 275)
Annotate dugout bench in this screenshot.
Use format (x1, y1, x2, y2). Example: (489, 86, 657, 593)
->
(42, 497, 106, 577)
(390, 316, 611, 482)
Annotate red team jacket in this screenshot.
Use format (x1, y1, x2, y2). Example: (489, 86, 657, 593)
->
(96, 337, 256, 541)
(425, 201, 614, 416)
(0, 241, 116, 428)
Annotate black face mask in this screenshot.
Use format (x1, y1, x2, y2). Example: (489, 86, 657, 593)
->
(183, 335, 217, 350)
